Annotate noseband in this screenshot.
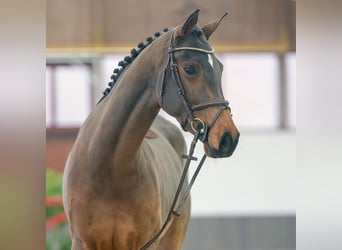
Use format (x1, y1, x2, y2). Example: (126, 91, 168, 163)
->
(159, 30, 231, 141)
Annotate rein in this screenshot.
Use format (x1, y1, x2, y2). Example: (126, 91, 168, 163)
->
(139, 130, 205, 250)
(139, 30, 230, 249)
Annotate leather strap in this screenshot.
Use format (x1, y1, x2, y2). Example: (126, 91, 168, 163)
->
(192, 100, 230, 112)
(162, 31, 231, 130)
(139, 131, 203, 250)
(140, 30, 232, 249)
(169, 46, 215, 54)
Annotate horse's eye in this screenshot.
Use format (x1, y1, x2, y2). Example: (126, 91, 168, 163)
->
(183, 65, 197, 75)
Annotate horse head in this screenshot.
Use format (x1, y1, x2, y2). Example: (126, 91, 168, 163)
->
(157, 9, 240, 158)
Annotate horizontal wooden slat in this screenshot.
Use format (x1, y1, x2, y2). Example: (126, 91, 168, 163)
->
(46, 42, 291, 55)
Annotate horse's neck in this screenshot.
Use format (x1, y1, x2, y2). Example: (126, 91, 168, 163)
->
(87, 52, 163, 175)
(107, 74, 159, 163)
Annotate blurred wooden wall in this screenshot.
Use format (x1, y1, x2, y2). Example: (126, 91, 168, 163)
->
(47, 0, 295, 53)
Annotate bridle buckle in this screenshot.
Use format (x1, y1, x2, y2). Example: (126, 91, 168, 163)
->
(191, 118, 206, 134)
(171, 62, 177, 70)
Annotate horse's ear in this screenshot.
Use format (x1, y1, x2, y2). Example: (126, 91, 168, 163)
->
(201, 12, 228, 40)
(174, 9, 200, 39)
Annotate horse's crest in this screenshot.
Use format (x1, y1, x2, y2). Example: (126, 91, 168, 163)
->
(98, 28, 171, 104)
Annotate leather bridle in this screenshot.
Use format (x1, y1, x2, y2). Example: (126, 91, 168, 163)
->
(140, 30, 232, 250)
(159, 30, 231, 142)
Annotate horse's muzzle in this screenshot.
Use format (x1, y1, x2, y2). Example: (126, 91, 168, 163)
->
(206, 131, 240, 158)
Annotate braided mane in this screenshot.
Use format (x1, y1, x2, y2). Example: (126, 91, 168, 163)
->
(97, 28, 170, 104)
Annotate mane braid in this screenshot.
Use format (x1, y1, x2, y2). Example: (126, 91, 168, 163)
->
(97, 28, 170, 104)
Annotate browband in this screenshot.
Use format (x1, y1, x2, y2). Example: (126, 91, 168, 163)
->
(169, 47, 215, 54)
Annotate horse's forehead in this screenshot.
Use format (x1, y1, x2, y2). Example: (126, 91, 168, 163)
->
(175, 30, 220, 74)
(185, 51, 218, 69)
(181, 30, 211, 50)
(207, 54, 214, 68)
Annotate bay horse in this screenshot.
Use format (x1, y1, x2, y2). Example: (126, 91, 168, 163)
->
(63, 9, 239, 250)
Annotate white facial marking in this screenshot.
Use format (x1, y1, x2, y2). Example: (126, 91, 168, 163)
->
(208, 54, 214, 68)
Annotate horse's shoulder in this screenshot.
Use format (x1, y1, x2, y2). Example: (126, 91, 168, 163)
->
(152, 115, 183, 138)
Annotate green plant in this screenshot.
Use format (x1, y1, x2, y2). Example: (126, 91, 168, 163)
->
(46, 169, 71, 250)
(46, 223, 72, 250)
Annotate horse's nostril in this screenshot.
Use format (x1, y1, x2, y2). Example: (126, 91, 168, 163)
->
(219, 132, 233, 154)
